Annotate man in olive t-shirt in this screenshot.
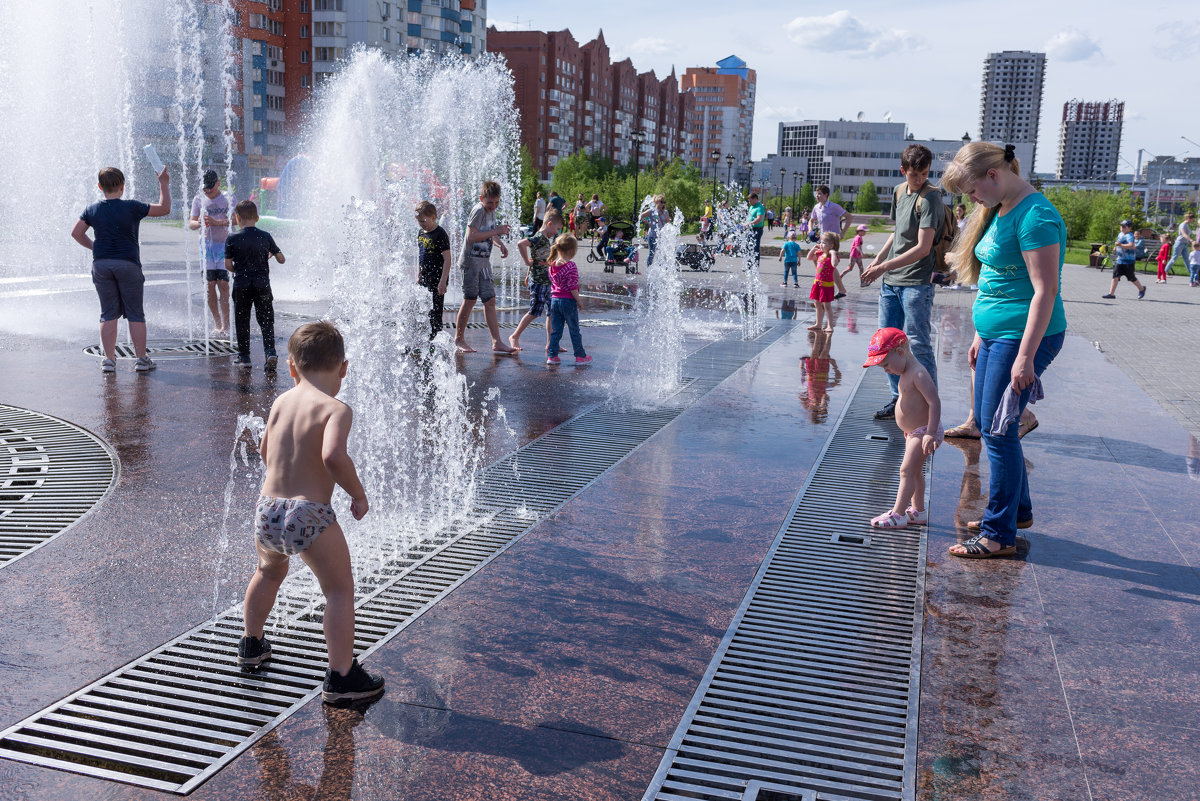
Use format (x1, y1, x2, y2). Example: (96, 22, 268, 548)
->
(861, 144, 943, 418)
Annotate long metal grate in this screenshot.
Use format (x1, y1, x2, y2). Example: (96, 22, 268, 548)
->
(0, 405, 118, 568)
(83, 339, 239, 360)
(643, 369, 927, 801)
(0, 324, 793, 794)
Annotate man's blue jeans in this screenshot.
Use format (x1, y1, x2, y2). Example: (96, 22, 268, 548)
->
(878, 282, 936, 397)
(974, 332, 1065, 546)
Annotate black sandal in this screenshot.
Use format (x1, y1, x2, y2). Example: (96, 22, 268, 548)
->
(950, 534, 1016, 559)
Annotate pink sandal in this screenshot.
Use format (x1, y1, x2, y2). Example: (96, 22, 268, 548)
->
(870, 510, 909, 529)
(905, 506, 928, 526)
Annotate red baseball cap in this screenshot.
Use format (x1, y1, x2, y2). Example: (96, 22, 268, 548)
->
(863, 327, 907, 367)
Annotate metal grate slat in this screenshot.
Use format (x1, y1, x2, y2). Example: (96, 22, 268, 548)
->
(642, 368, 927, 801)
(0, 406, 118, 567)
(0, 324, 796, 794)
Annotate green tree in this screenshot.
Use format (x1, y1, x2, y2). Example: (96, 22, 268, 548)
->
(798, 182, 815, 212)
(1044, 186, 1091, 241)
(854, 180, 881, 213)
(829, 188, 845, 206)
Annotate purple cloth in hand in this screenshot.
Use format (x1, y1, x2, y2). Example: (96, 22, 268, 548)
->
(990, 376, 1044, 436)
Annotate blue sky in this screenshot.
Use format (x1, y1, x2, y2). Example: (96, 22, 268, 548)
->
(490, 1, 1197, 176)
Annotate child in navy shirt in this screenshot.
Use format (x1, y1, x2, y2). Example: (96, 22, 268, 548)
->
(224, 200, 285, 370)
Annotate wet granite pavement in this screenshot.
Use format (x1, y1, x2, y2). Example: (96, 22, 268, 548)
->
(1, 236, 1199, 799)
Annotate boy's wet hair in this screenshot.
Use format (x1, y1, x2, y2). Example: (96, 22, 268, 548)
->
(542, 210, 563, 226)
(98, 167, 125, 192)
(289, 321, 345, 372)
(415, 200, 437, 217)
(235, 200, 259, 220)
(480, 180, 501, 198)
(901, 144, 934, 171)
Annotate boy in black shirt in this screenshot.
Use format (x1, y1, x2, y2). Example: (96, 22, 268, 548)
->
(415, 201, 451, 339)
(224, 200, 285, 370)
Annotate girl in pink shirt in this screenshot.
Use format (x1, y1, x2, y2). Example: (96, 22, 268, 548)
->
(546, 234, 591, 364)
(843, 223, 867, 285)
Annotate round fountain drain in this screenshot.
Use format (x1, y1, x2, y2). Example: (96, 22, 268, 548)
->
(83, 338, 238, 360)
(0, 405, 118, 567)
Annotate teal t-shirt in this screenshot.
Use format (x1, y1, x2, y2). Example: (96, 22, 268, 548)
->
(748, 203, 766, 229)
(782, 241, 801, 263)
(972, 192, 1068, 341)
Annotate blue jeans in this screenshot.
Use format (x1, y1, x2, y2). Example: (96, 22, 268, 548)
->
(746, 227, 763, 269)
(974, 331, 1065, 546)
(1165, 237, 1190, 276)
(547, 297, 586, 358)
(783, 262, 799, 284)
(878, 282, 937, 397)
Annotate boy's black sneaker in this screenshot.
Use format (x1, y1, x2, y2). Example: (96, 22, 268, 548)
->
(238, 635, 272, 671)
(235, 355, 252, 368)
(322, 659, 385, 705)
(874, 399, 897, 420)
(264, 354, 278, 372)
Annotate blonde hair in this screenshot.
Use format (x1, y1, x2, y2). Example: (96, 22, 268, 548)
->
(940, 142, 1022, 283)
(821, 231, 840, 251)
(549, 233, 577, 263)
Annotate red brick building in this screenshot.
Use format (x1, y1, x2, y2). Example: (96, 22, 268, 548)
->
(489, 27, 698, 180)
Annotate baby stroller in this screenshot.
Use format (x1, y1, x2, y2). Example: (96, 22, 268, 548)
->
(675, 242, 715, 271)
(597, 220, 639, 274)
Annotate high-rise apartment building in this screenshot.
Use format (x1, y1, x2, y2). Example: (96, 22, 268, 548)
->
(1056, 99, 1124, 181)
(312, 0, 487, 85)
(979, 50, 1045, 172)
(230, 0, 312, 175)
(681, 56, 756, 186)
(488, 27, 695, 180)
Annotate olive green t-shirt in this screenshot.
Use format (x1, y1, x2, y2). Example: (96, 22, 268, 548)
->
(885, 181, 944, 286)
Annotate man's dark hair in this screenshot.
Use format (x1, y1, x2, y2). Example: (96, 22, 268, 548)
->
(288, 321, 345, 372)
(901, 144, 934, 171)
(749, 193, 759, 200)
(98, 167, 125, 192)
(816, 185, 830, 196)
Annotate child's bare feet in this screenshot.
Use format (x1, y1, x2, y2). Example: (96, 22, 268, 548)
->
(455, 340, 476, 353)
(492, 342, 518, 354)
(823, 325, 833, 332)
(507, 335, 522, 351)
(807, 324, 821, 331)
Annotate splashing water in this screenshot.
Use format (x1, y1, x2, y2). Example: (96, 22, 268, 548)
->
(610, 198, 686, 406)
(212, 414, 267, 619)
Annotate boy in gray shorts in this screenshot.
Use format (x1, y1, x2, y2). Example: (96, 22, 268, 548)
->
(453, 180, 518, 354)
(71, 166, 172, 372)
(238, 321, 385, 704)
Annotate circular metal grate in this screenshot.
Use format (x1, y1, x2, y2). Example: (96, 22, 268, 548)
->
(0, 405, 118, 567)
(82, 338, 238, 361)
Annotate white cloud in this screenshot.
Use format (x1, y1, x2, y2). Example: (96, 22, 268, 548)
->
(1045, 29, 1102, 62)
(627, 37, 672, 56)
(785, 10, 924, 57)
(1153, 22, 1200, 60)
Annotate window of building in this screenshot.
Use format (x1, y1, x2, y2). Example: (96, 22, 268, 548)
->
(301, 50, 309, 63)
(383, 27, 390, 41)
(301, 25, 309, 38)
(300, 0, 309, 10)
(301, 74, 310, 88)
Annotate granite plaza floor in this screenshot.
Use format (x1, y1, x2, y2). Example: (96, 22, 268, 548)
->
(1, 225, 1198, 800)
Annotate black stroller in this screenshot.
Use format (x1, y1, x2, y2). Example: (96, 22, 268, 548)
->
(589, 220, 639, 274)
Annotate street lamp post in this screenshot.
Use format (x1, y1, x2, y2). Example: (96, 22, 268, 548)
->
(1183, 137, 1200, 212)
(778, 167, 786, 222)
(791, 171, 799, 220)
(725, 154, 735, 202)
(631, 129, 646, 218)
(709, 149, 720, 202)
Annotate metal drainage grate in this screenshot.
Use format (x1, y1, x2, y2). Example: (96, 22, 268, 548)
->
(0, 405, 118, 568)
(0, 324, 795, 794)
(643, 368, 927, 801)
(83, 339, 238, 360)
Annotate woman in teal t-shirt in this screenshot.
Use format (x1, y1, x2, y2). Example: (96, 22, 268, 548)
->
(940, 143, 1067, 558)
